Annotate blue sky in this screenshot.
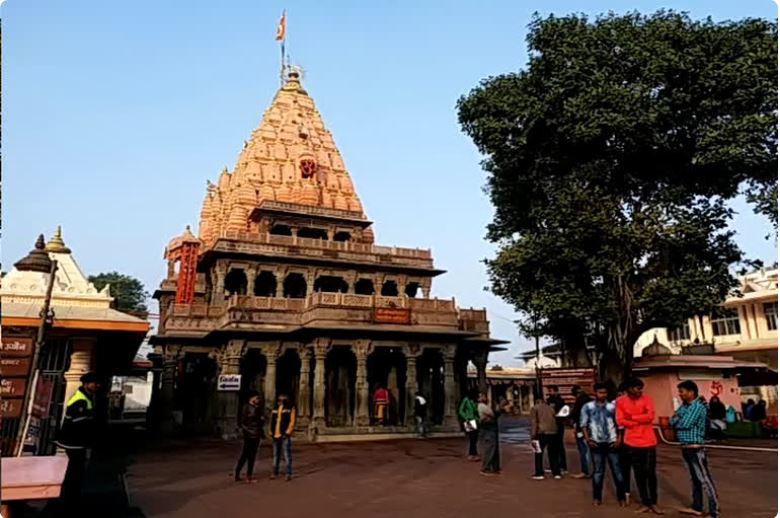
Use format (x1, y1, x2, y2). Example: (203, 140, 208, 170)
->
(3, 1, 777, 366)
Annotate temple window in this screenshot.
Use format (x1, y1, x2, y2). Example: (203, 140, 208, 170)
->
(405, 282, 420, 298)
(314, 276, 349, 293)
(300, 158, 318, 179)
(380, 280, 399, 297)
(224, 268, 248, 296)
(298, 227, 328, 240)
(354, 278, 375, 295)
(254, 271, 277, 297)
(283, 273, 307, 299)
(764, 302, 777, 331)
(270, 224, 293, 236)
(333, 231, 352, 242)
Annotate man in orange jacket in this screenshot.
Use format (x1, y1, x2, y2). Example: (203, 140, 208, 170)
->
(269, 393, 296, 481)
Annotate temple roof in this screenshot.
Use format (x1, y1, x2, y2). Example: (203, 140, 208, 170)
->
(198, 70, 366, 245)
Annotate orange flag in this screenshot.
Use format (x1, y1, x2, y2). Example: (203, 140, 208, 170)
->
(276, 10, 286, 41)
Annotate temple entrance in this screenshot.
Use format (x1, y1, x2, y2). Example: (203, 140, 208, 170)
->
(178, 353, 217, 434)
(417, 349, 445, 425)
(325, 346, 356, 427)
(367, 347, 407, 425)
(276, 349, 301, 406)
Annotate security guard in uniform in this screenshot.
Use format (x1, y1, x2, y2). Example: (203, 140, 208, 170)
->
(54, 371, 100, 514)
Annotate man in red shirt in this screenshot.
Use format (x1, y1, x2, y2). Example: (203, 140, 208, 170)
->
(373, 385, 390, 425)
(616, 377, 662, 515)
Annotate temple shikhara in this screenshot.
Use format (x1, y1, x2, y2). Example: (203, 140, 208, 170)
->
(151, 70, 505, 440)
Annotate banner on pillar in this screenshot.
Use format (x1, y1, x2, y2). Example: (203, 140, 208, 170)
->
(217, 374, 241, 391)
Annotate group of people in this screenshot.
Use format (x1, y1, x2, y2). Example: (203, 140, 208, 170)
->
(458, 378, 721, 518)
(234, 391, 297, 482)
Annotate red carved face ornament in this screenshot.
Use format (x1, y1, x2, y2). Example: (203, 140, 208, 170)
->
(300, 159, 318, 178)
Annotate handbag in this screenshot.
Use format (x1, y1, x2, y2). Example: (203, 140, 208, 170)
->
(463, 419, 478, 432)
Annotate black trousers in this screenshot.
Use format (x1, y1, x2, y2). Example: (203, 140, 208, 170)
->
(620, 444, 633, 496)
(630, 446, 658, 506)
(467, 430, 478, 456)
(534, 434, 561, 476)
(235, 436, 261, 478)
(59, 448, 87, 516)
(555, 426, 568, 471)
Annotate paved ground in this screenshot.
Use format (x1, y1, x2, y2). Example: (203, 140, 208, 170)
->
(128, 419, 778, 518)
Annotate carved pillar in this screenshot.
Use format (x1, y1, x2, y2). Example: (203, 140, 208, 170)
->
(353, 340, 372, 427)
(474, 348, 488, 393)
(63, 339, 96, 416)
(261, 342, 280, 411)
(213, 262, 227, 303)
(246, 265, 258, 296)
(274, 268, 284, 298)
(160, 345, 182, 434)
(442, 344, 458, 428)
(215, 340, 245, 439)
(404, 344, 421, 426)
(297, 346, 312, 426)
(311, 338, 331, 428)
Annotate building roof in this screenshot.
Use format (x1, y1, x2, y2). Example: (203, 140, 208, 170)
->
(2, 302, 149, 333)
(198, 70, 368, 246)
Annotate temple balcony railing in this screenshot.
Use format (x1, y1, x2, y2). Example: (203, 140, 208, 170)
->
(211, 231, 434, 266)
(162, 293, 483, 332)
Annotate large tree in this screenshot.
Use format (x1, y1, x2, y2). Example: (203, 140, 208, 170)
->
(457, 12, 777, 380)
(89, 272, 149, 315)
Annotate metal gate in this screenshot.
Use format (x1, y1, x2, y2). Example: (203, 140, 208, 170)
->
(35, 338, 72, 455)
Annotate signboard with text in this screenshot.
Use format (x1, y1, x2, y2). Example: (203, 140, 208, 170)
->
(1, 336, 34, 357)
(0, 378, 28, 398)
(0, 357, 31, 377)
(1, 398, 23, 419)
(540, 368, 597, 405)
(372, 308, 412, 325)
(217, 374, 241, 391)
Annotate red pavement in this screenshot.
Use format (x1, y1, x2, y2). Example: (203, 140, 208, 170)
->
(128, 435, 777, 518)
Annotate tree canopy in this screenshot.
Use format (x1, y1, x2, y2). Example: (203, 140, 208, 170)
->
(89, 272, 149, 315)
(457, 11, 777, 379)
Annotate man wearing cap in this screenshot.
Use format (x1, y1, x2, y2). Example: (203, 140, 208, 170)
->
(54, 371, 100, 513)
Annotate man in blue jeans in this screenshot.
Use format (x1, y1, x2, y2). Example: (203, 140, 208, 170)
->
(671, 380, 719, 518)
(570, 385, 592, 479)
(580, 382, 626, 507)
(269, 393, 296, 481)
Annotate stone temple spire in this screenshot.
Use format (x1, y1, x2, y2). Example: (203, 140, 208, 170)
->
(198, 69, 366, 246)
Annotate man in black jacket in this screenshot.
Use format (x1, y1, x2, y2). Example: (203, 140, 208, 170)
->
(235, 390, 265, 482)
(54, 371, 100, 514)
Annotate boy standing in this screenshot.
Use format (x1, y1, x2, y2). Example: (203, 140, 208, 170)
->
(531, 396, 562, 479)
(671, 381, 719, 518)
(580, 383, 626, 507)
(270, 393, 296, 481)
(234, 391, 265, 482)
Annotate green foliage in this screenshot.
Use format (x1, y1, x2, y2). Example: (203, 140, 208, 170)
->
(457, 11, 777, 379)
(88, 272, 149, 314)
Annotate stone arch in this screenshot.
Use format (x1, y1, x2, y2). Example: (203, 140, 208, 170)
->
(298, 227, 328, 240)
(254, 271, 277, 297)
(380, 280, 399, 297)
(367, 347, 407, 425)
(314, 276, 349, 293)
(354, 278, 375, 295)
(405, 282, 421, 298)
(224, 268, 248, 296)
(270, 224, 293, 236)
(283, 273, 307, 298)
(333, 231, 351, 242)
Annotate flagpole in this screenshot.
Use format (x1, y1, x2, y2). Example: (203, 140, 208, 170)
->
(280, 40, 286, 87)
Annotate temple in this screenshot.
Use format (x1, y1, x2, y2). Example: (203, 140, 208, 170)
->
(151, 70, 506, 440)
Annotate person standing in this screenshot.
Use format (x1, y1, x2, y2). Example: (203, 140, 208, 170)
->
(531, 396, 562, 480)
(373, 385, 390, 425)
(477, 392, 511, 475)
(414, 392, 428, 438)
(546, 385, 568, 474)
(234, 390, 265, 482)
(269, 393, 296, 481)
(580, 383, 626, 507)
(571, 385, 593, 479)
(616, 377, 662, 515)
(616, 382, 633, 504)
(707, 395, 727, 441)
(459, 389, 480, 460)
(672, 381, 719, 518)
(54, 372, 100, 515)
